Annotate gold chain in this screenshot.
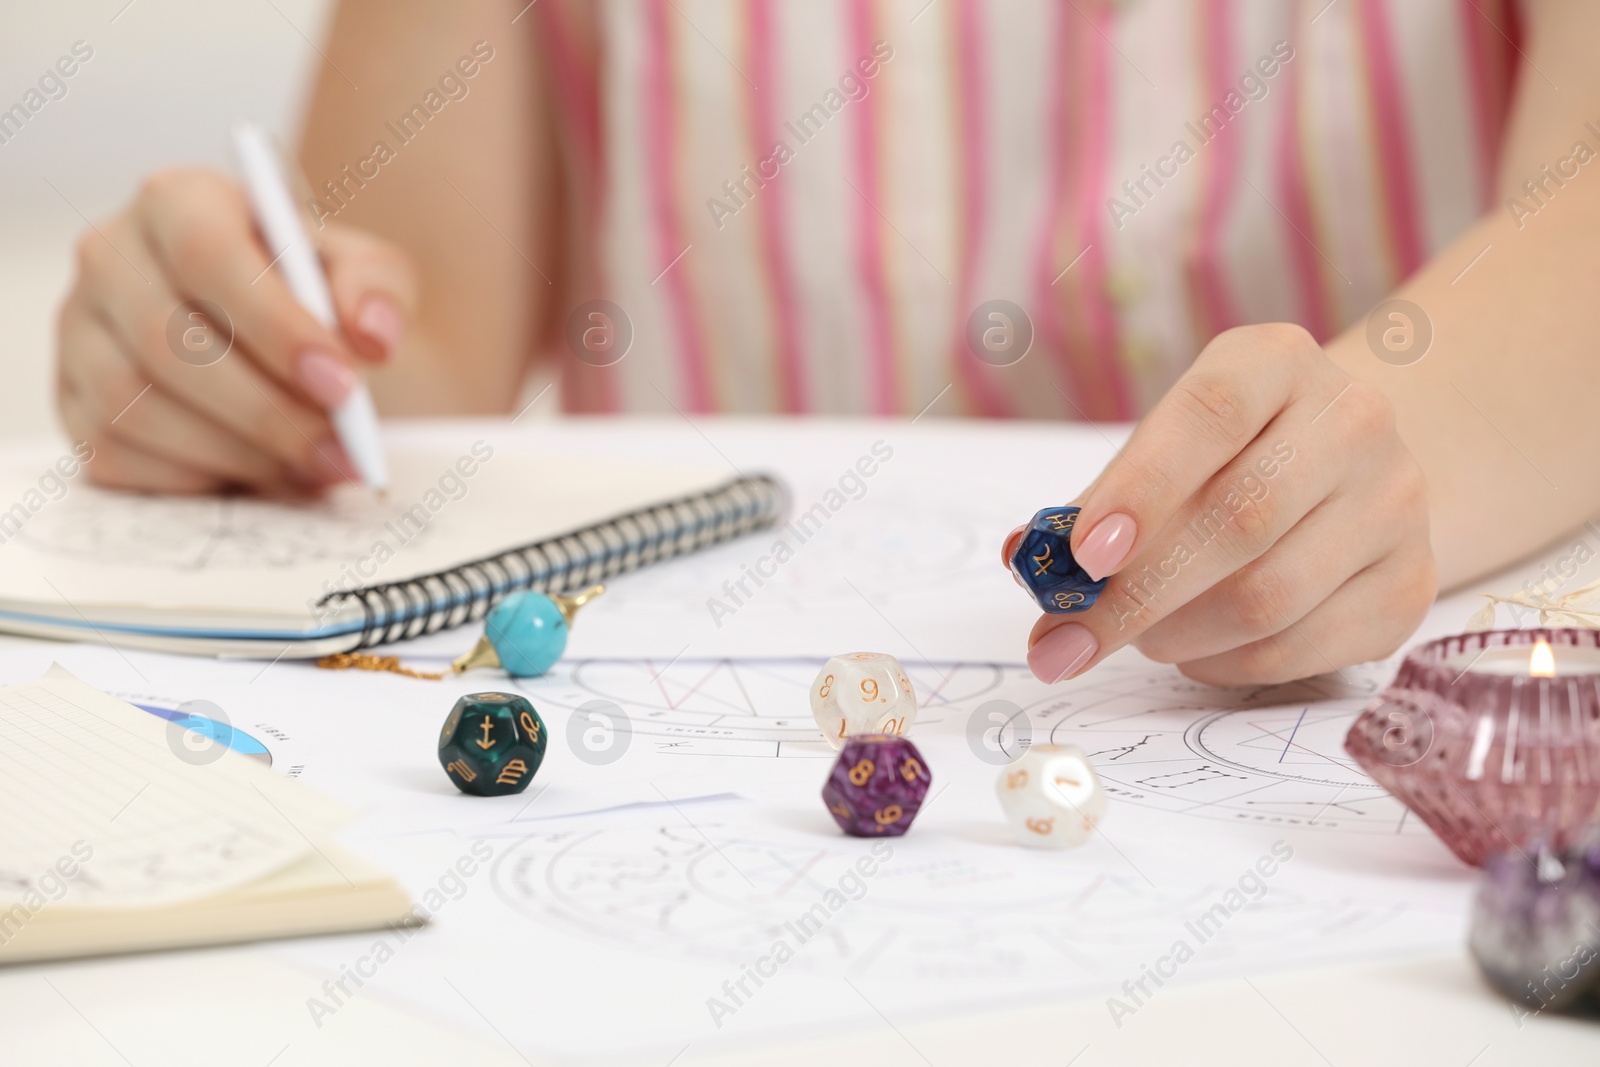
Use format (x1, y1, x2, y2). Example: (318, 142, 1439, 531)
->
(316, 652, 446, 680)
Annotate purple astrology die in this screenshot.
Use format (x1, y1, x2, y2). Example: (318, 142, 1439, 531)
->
(821, 734, 932, 837)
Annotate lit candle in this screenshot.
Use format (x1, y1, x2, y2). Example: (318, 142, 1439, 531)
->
(1346, 627, 1600, 868)
(1443, 638, 1600, 677)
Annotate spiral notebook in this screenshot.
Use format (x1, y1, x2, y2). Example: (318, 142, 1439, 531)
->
(0, 443, 785, 658)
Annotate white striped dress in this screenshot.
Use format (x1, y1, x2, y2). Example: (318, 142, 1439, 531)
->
(531, 0, 1520, 419)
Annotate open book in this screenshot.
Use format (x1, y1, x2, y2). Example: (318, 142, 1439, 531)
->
(0, 668, 414, 964)
(0, 442, 782, 657)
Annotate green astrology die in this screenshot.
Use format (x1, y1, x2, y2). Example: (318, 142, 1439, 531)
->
(438, 691, 548, 796)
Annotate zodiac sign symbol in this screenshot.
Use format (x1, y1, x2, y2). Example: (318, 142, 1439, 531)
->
(495, 758, 529, 786)
(1044, 513, 1076, 532)
(519, 711, 541, 743)
(445, 759, 477, 782)
(1053, 590, 1085, 609)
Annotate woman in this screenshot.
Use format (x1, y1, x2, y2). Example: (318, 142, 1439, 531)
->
(54, 0, 1600, 686)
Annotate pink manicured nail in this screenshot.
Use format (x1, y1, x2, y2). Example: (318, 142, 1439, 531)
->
(291, 439, 358, 484)
(1075, 512, 1137, 580)
(1000, 524, 1026, 568)
(296, 349, 358, 408)
(1028, 624, 1098, 683)
(356, 296, 404, 359)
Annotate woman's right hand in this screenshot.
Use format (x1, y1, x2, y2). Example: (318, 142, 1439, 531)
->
(56, 167, 417, 495)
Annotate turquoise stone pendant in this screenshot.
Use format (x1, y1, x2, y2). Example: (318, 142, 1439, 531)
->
(452, 585, 604, 679)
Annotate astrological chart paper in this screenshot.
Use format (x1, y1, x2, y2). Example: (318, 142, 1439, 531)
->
(0, 642, 1482, 1063)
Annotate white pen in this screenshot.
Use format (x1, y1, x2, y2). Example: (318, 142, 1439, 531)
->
(230, 120, 389, 492)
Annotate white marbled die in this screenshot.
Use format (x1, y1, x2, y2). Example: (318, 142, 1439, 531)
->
(809, 652, 917, 750)
(995, 744, 1107, 849)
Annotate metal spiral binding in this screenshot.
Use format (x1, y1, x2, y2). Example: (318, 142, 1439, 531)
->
(316, 473, 789, 650)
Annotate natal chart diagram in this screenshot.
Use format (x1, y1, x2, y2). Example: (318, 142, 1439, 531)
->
(512, 654, 1427, 835)
(487, 811, 1427, 984)
(15, 491, 404, 570)
(485, 655, 1455, 989)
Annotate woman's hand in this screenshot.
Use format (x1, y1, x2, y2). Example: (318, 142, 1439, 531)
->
(1005, 323, 1437, 686)
(56, 167, 416, 494)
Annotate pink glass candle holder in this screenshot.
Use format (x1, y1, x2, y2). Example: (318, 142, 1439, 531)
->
(1345, 628, 1600, 867)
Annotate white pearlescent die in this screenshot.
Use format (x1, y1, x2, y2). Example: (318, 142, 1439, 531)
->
(995, 744, 1107, 849)
(810, 652, 917, 750)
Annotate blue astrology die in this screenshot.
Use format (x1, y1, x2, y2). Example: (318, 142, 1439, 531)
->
(1009, 506, 1108, 614)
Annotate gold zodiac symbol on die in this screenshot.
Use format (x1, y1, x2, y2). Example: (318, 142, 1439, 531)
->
(1044, 513, 1076, 532)
(495, 758, 529, 786)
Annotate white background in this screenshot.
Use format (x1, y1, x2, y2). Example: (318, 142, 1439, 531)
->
(0, 0, 331, 442)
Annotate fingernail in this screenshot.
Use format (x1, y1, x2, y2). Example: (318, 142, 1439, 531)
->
(1075, 512, 1137, 580)
(356, 296, 404, 360)
(1028, 624, 1098, 684)
(297, 349, 358, 408)
(293, 438, 358, 484)
(1000, 524, 1026, 568)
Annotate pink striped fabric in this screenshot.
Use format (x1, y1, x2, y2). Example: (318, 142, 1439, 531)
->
(748, 0, 808, 413)
(1188, 0, 1242, 342)
(534, 0, 1520, 417)
(948, 0, 1010, 418)
(846, 0, 901, 416)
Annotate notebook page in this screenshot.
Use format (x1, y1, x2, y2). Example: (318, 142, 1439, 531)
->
(0, 667, 349, 909)
(0, 444, 726, 623)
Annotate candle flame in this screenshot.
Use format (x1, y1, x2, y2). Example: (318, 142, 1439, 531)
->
(1530, 639, 1556, 678)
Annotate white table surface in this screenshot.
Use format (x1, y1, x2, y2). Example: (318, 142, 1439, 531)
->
(0, 417, 1597, 1066)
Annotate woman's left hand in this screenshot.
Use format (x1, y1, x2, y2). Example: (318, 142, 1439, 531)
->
(1004, 323, 1438, 686)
